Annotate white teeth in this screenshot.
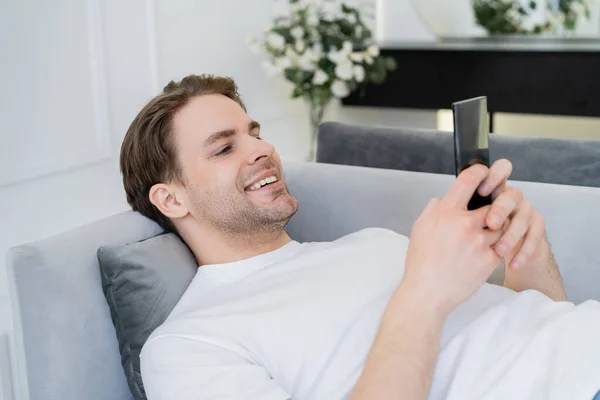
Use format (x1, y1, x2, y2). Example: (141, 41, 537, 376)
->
(248, 176, 278, 191)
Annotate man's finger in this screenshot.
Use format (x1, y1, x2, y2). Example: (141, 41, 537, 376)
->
(487, 186, 524, 231)
(509, 212, 545, 270)
(478, 158, 512, 197)
(469, 205, 493, 228)
(483, 227, 504, 247)
(442, 164, 489, 210)
(494, 201, 533, 257)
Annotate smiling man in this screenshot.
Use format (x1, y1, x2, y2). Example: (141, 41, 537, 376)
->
(120, 75, 600, 400)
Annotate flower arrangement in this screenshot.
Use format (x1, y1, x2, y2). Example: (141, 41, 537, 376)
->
(247, 0, 397, 161)
(472, 0, 592, 35)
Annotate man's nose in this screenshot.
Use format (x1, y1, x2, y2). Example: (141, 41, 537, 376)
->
(247, 137, 275, 164)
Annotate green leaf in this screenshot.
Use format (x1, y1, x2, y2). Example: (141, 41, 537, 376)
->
(284, 68, 300, 84)
(291, 86, 304, 99)
(385, 57, 397, 71)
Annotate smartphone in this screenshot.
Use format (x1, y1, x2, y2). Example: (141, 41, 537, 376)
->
(452, 96, 492, 210)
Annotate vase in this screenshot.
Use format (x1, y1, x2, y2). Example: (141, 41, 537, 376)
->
(304, 96, 329, 162)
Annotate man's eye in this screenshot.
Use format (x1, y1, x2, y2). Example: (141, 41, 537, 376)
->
(216, 146, 232, 156)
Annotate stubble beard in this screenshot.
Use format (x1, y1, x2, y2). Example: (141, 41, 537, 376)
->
(187, 183, 298, 239)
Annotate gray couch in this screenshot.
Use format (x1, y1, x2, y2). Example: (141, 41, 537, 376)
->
(6, 146, 600, 399)
(317, 122, 600, 187)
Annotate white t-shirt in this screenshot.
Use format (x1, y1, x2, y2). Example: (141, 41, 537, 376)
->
(140, 228, 600, 400)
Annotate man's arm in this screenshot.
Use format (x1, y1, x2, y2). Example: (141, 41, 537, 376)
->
(503, 235, 567, 301)
(349, 283, 446, 400)
(350, 165, 504, 400)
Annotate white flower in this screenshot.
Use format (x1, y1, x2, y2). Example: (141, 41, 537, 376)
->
(342, 41, 354, 54)
(364, 53, 374, 65)
(275, 18, 290, 28)
(276, 56, 292, 70)
(264, 24, 273, 33)
(267, 33, 286, 50)
(353, 65, 365, 83)
(367, 44, 380, 57)
(328, 48, 348, 65)
(291, 26, 305, 40)
(350, 52, 364, 62)
(261, 60, 281, 77)
(307, 14, 319, 26)
(506, 8, 520, 21)
(302, 48, 319, 63)
(295, 40, 306, 53)
(312, 69, 329, 85)
(335, 61, 354, 80)
(312, 43, 324, 58)
(290, 3, 300, 13)
(331, 80, 350, 98)
(285, 45, 298, 58)
(298, 52, 316, 71)
(572, 2, 586, 14)
(323, 2, 339, 16)
(346, 13, 357, 24)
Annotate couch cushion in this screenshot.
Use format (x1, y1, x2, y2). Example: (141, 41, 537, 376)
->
(316, 121, 600, 187)
(97, 233, 198, 400)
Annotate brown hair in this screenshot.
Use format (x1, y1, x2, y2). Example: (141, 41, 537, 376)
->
(120, 74, 246, 232)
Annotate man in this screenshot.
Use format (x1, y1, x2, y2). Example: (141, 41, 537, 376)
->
(120, 74, 600, 400)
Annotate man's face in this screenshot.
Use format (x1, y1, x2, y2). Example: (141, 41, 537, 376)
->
(171, 94, 298, 234)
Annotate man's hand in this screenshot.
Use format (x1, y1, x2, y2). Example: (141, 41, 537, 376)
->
(404, 164, 504, 316)
(471, 158, 566, 301)
(475, 159, 546, 270)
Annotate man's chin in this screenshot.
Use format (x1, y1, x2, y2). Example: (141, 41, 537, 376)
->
(249, 191, 298, 218)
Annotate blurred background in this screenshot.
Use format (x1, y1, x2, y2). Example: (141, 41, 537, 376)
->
(1, 0, 599, 398)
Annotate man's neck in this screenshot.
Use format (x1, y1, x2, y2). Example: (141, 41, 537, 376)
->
(182, 228, 293, 266)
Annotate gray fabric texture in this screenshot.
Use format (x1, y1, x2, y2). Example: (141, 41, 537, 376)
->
(283, 163, 600, 304)
(6, 211, 162, 400)
(316, 121, 600, 187)
(98, 232, 198, 400)
(6, 162, 600, 400)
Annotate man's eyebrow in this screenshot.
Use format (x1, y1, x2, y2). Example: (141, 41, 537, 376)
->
(202, 128, 237, 148)
(202, 120, 261, 148)
(249, 120, 261, 131)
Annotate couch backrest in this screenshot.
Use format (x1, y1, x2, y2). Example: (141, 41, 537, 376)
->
(6, 211, 162, 400)
(6, 163, 600, 400)
(317, 122, 600, 187)
(283, 163, 600, 305)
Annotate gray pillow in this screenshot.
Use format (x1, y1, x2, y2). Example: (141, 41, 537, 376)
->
(97, 233, 198, 400)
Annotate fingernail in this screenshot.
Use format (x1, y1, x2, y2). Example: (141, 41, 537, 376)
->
(497, 243, 509, 255)
(490, 215, 501, 227)
(511, 260, 520, 270)
(479, 183, 490, 195)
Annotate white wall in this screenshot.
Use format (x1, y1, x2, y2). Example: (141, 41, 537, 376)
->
(155, 0, 600, 166)
(153, 0, 443, 164)
(0, 1, 160, 398)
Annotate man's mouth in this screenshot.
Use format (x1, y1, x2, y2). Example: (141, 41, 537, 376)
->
(245, 175, 279, 191)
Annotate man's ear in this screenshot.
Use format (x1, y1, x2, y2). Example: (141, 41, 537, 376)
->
(149, 183, 189, 219)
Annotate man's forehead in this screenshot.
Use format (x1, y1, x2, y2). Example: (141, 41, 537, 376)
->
(173, 94, 249, 140)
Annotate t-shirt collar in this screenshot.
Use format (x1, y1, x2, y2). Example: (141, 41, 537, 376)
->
(196, 240, 302, 283)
